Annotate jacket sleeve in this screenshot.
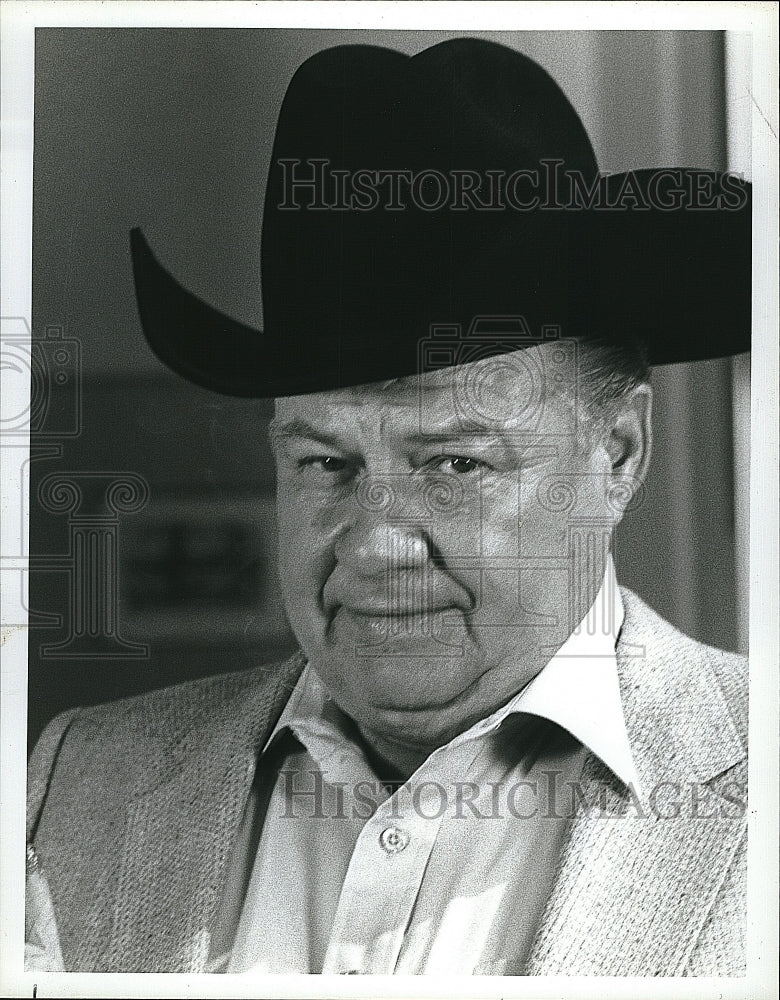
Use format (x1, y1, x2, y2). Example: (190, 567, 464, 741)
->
(683, 827, 747, 976)
(683, 650, 748, 976)
(25, 708, 79, 972)
(27, 708, 79, 841)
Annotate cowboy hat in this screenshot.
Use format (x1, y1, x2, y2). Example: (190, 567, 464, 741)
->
(131, 38, 750, 398)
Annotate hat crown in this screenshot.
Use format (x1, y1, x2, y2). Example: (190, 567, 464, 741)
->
(268, 39, 598, 175)
(261, 39, 600, 384)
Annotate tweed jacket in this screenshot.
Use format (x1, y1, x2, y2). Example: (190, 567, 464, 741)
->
(26, 589, 748, 976)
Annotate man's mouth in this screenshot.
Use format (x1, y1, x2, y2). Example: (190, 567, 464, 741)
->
(323, 570, 474, 619)
(328, 603, 465, 644)
(338, 602, 457, 619)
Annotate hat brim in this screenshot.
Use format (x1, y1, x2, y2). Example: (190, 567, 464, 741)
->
(131, 169, 750, 398)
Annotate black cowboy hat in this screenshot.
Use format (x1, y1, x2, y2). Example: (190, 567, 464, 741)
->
(131, 39, 751, 398)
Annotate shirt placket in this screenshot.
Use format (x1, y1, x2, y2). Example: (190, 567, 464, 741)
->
(321, 786, 442, 974)
(322, 740, 487, 975)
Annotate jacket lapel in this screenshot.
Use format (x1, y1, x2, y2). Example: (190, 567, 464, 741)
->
(526, 591, 747, 976)
(104, 654, 305, 972)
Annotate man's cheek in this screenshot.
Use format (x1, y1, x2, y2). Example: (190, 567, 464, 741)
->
(278, 524, 337, 630)
(513, 500, 573, 560)
(276, 523, 302, 586)
(280, 568, 329, 655)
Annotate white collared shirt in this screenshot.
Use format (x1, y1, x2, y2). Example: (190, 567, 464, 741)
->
(224, 566, 638, 975)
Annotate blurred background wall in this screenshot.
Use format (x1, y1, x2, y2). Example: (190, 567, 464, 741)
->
(27, 28, 750, 748)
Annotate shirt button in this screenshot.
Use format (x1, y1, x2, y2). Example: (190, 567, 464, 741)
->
(379, 826, 409, 854)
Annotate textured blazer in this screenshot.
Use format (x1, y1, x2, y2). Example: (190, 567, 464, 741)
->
(27, 589, 748, 975)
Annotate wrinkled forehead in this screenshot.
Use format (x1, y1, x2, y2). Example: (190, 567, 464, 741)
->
(274, 343, 574, 433)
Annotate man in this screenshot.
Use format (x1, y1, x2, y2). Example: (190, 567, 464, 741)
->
(26, 39, 749, 975)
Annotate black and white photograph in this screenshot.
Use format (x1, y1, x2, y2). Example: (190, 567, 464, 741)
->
(1, 2, 777, 997)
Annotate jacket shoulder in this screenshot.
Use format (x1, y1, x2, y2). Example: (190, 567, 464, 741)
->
(59, 654, 300, 737)
(27, 659, 283, 771)
(619, 587, 748, 742)
(28, 655, 304, 835)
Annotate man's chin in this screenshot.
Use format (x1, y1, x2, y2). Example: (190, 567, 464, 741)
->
(313, 644, 487, 717)
(339, 681, 491, 765)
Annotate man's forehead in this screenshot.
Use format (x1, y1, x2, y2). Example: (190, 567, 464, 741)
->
(274, 344, 567, 428)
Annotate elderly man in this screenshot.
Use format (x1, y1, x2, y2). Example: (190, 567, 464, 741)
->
(26, 39, 749, 976)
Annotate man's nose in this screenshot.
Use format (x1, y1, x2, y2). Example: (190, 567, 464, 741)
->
(333, 477, 433, 577)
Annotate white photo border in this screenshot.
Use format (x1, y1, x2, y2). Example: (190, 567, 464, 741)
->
(1, 3, 777, 998)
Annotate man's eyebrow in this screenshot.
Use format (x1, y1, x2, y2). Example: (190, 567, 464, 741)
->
(268, 416, 343, 449)
(408, 414, 519, 440)
(412, 423, 504, 442)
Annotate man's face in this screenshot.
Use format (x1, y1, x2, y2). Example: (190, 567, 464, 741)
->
(272, 345, 628, 754)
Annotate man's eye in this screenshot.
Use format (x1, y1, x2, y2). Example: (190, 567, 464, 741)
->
(437, 456, 484, 475)
(300, 455, 351, 475)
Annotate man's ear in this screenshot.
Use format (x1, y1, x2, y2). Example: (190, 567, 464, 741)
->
(604, 383, 653, 493)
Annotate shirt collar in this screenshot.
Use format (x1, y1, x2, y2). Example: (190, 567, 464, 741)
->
(505, 566, 642, 793)
(269, 557, 641, 794)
